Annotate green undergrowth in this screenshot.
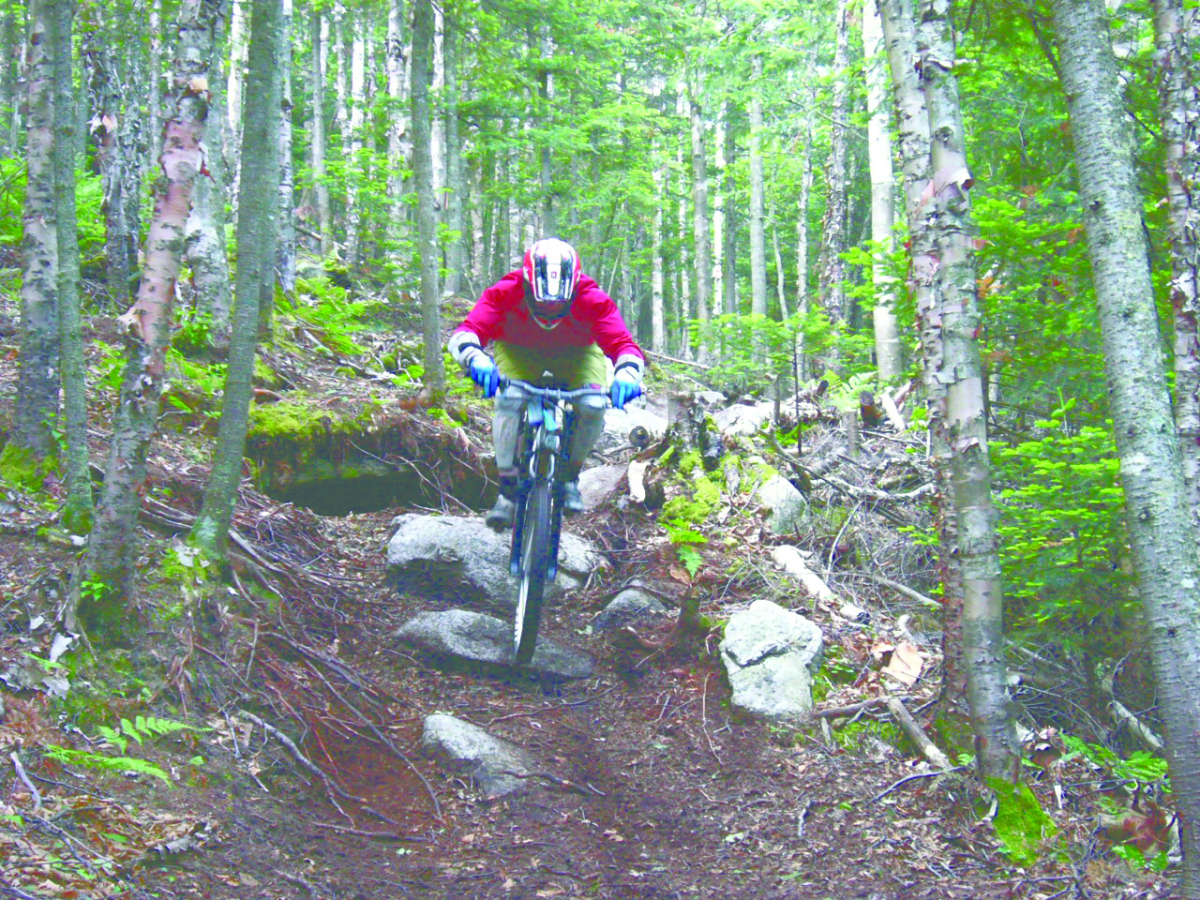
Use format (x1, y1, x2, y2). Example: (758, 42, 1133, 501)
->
(246, 399, 379, 443)
(0, 443, 51, 491)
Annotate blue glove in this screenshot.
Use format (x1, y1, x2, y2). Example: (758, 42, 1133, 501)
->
(469, 358, 500, 398)
(610, 376, 642, 410)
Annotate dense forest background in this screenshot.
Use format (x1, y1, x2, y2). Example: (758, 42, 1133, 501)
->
(3, 0, 1200, 894)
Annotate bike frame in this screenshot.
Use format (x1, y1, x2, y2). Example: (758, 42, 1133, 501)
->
(502, 378, 606, 583)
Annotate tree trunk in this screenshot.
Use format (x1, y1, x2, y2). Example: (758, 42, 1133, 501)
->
(723, 104, 737, 316)
(385, 0, 407, 271)
(82, 6, 137, 310)
(84, 0, 225, 631)
(0, 6, 18, 157)
(795, 127, 812, 385)
(675, 89, 693, 360)
(818, 0, 851, 334)
(311, 6, 331, 258)
(865, 0, 902, 381)
(225, 0, 246, 203)
(1052, 0, 1200, 889)
(14, 0, 59, 459)
(748, 56, 768, 323)
(444, 13, 467, 297)
(1155, 0, 1200, 529)
(652, 159, 666, 353)
(917, 0, 1019, 783)
(275, 0, 295, 295)
(345, 13, 365, 267)
(184, 3, 232, 335)
(879, 0, 967, 710)
(413, 0, 444, 398)
(538, 25, 554, 236)
(689, 68, 712, 354)
(333, 0, 349, 256)
(50, 0, 90, 533)
(713, 99, 726, 318)
(431, 4, 445, 199)
(191, 0, 281, 557)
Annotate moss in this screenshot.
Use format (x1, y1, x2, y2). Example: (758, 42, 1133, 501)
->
(987, 778, 1058, 868)
(833, 719, 902, 753)
(662, 474, 722, 524)
(334, 366, 358, 378)
(252, 358, 283, 389)
(0, 443, 51, 490)
(933, 711, 976, 757)
(247, 401, 373, 443)
(678, 450, 702, 477)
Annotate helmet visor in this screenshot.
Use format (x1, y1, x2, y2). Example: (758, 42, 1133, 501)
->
(531, 252, 576, 306)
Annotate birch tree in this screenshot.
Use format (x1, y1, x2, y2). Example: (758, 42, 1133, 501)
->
(917, 0, 1019, 782)
(817, 0, 851, 337)
(1051, 0, 1200, 888)
(689, 67, 712, 354)
(50, 0, 90, 533)
(1155, 0, 1200, 526)
(864, 0, 902, 381)
(83, 0, 226, 630)
(13, 0, 58, 460)
(748, 55, 768, 324)
(310, 6, 331, 258)
(413, 0, 444, 398)
(275, 0, 296, 294)
(192, 0, 281, 557)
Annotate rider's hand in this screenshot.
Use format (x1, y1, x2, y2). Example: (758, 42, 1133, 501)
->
(469, 358, 500, 398)
(610, 371, 642, 410)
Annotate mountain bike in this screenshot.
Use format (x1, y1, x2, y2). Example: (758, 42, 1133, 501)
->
(500, 377, 608, 664)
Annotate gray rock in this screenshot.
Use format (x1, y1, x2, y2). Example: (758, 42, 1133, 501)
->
(712, 402, 774, 436)
(579, 464, 627, 511)
(758, 475, 809, 535)
(720, 599, 824, 725)
(592, 588, 669, 631)
(421, 714, 535, 798)
(596, 406, 668, 454)
(387, 514, 603, 610)
(692, 390, 726, 410)
(396, 609, 596, 680)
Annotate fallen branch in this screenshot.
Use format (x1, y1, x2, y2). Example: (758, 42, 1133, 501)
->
(495, 770, 605, 797)
(862, 574, 940, 609)
(885, 697, 953, 770)
(815, 698, 888, 720)
(311, 822, 430, 842)
(9, 752, 43, 811)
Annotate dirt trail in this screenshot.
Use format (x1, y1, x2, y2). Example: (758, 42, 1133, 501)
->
(128, 509, 1028, 900)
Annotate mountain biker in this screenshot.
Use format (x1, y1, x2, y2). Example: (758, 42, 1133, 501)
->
(448, 238, 645, 531)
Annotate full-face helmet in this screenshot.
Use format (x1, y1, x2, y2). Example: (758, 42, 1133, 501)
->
(523, 238, 580, 329)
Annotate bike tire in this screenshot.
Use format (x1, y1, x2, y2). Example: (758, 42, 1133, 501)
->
(513, 479, 552, 664)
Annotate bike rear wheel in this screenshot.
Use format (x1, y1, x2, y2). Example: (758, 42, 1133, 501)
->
(514, 480, 552, 664)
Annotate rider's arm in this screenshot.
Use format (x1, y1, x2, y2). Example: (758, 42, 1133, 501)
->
(448, 272, 522, 368)
(574, 277, 646, 385)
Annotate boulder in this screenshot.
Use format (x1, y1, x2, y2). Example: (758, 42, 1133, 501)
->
(421, 714, 535, 799)
(387, 514, 603, 610)
(692, 390, 726, 410)
(592, 588, 669, 631)
(758, 475, 809, 535)
(578, 464, 628, 512)
(595, 406, 668, 454)
(712, 402, 773, 437)
(395, 609, 596, 680)
(720, 599, 824, 725)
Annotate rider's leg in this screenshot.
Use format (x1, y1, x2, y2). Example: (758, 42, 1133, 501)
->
(550, 344, 611, 516)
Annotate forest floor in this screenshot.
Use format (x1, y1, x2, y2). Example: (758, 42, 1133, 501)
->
(0, 317, 1181, 900)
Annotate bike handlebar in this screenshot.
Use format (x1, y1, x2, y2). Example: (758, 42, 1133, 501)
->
(497, 377, 609, 403)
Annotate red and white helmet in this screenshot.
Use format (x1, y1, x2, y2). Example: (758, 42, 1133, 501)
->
(523, 238, 580, 329)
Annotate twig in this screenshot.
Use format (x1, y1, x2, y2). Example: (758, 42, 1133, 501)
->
(815, 698, 888, 720)
(9, 752, 42, 811)
(311, 822, 430, 841)
(861, 573, 940, 609)
(239, 711, 356, 822)
(494, 770, 605, 797)
(868, 765, 969, 804)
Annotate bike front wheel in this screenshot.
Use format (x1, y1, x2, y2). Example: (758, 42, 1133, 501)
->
(513, 479, 552, 664)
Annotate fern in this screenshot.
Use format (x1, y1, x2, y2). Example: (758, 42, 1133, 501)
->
(677, 545, 703, 578)
(45, 746, 172, 785)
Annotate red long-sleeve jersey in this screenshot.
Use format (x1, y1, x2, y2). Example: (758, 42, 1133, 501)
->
(452, 270, 645, 366)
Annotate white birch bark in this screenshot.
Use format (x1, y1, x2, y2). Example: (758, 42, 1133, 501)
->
(444, 13, 466, 296)
(713, 101, 726, 317)
(413, 0, 444, 396)
(675, 93, 693, 360)
(276, 0, 295, 294)
(225, 0, 246, 190)
(865, 0, 902, 381)
(431, 4, 445, 199)
(818, 0, 851, 333)
(879, 0, 966, 706)
(917, 0, 1020, 783)
(652, 160, 666, 353)
(1155, 0, 1200, 528)
(1051, 0, 1200, 888)
(794, 128, 812, 384)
